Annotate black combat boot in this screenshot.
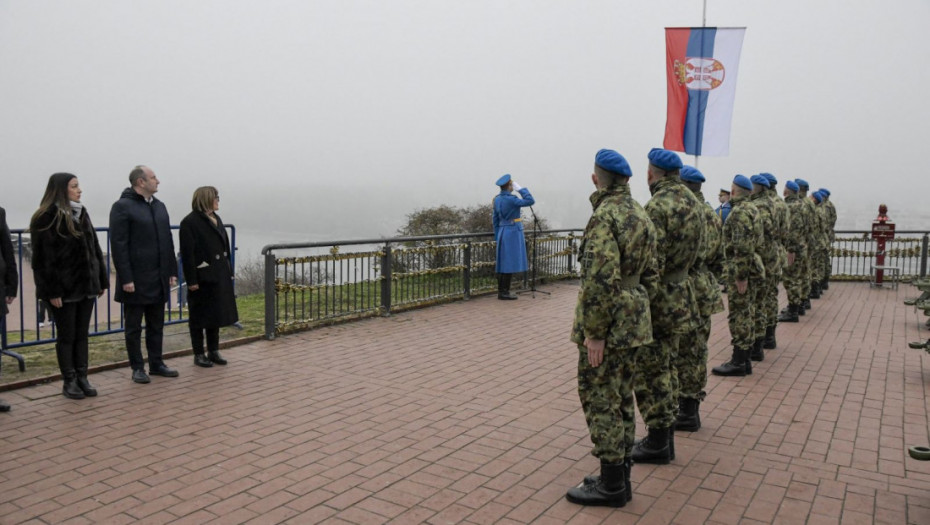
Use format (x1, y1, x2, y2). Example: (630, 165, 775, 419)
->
(810, 281, 821, 299)
(778, 304, 799, 323)
(712, 347, 748, 376)
(631, 426, 671, 464)
(194, 353, 213, 367)
(675, 398, 701, 432)
(497, 274, 517, 300)
(668, 427, 675, 460)
(624, 458, 633, 502)
(762, 325, 777, 349)
(750, 338, 765, 362)
(75, 368, 98, 397)
(566, 462, 626, 507)
(821, 278, 829, 291)
(62, 371, 85, 400)
(801, 298, 811, 311)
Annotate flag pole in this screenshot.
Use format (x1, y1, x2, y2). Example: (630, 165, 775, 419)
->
(694, 0, 707, 169)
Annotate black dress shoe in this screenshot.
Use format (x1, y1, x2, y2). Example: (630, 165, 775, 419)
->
(0, 398, 10, 412)
(194, 354, 213, 368)
(208, 351, 227, 365)
(132, 369, 151, 384)
(149, 365, 179, 378)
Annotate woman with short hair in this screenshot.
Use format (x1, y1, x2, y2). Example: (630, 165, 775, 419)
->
(179, 186, 239, 367)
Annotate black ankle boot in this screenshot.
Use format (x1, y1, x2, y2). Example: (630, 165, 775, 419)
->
(62, 372, 85, 400)
(566, 462, 626, 507)
(75, 368, 97, 397)
(498, 274, 517, 300)
(750, 338, 765, 361)
(821, 279, 829, 291)
(801, 298, 811, 311)
(763, 325, 777, 349)
(208, 351, 227, 365)
(778, 304, 799, 323)
(194, 353, 213, 367)
(712, 347, 749, 376)
(810, 282, 821, 299)
(675, 398, 701, 432)
(631, 426, 671, 464)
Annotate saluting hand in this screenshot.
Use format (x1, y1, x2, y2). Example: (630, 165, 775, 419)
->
(736, 280, 748, 295)
(584, 337, 606, 367)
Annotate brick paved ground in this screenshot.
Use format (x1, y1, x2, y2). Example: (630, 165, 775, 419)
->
(1, 281, 929, 524)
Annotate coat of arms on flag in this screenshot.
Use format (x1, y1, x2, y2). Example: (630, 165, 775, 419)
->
(663, 27, 746, 157)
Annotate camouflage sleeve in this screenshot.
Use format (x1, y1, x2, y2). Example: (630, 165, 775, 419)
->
(784, 206, 803, 253)
(641, 205, 666, 301)
(577, 213, 620, 341)
(705, 215, 725, 279)
(727, 212, 754, 281)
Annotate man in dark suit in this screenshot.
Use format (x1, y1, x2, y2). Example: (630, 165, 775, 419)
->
(0, 206, 17, 411)
(109, 166, 179, 384)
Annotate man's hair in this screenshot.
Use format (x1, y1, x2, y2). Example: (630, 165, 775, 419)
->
(732, 186, 751, 198)
(129, 166, 148, 187)
(191, 186, 218, 214)
(594, 166, 626, 188)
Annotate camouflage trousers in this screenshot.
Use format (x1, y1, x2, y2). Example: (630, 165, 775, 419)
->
(633, 334, 679, 430)
(783, 249, 809, 305)
(810, 246, 827, 282)
(760, 271, 780, 329)
(727, 279, 758, 349)
(677, 314, 711, 401)
(577, 343, 636, 463)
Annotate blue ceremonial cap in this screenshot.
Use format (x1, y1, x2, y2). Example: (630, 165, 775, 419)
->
(818, 188, 831, 197)
(762, 172, 778, 186)
(679, 165, 705, 183)
(750, 174, 770, 188)
(812, 191, 823, 203)
(794, 178, 809, 189)
(785, 180, 799, 192)
(595, 149, 633, 176)
(733, 175, 753, 191)
(495, 174, 511, 187)
(647, 148, 683, 171)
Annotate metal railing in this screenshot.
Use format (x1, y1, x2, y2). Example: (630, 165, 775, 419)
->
(1, 224, 237, 353)
(830, 230, 929, 281)
(262, 229, 582, 339)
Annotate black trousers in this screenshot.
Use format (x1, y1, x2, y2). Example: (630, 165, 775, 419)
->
(124, 303, 166, 371)
(188, 318, 219, 355)
(50, 298, 95, 377)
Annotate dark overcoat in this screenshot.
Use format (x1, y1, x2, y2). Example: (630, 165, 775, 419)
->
(0, 207, 18, 316)
(179, 211, 238, 328)
(31, 207, 109, 302)
(108, 188, 176, 305)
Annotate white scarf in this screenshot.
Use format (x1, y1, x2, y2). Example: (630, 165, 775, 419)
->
(69, 201, 83, 221)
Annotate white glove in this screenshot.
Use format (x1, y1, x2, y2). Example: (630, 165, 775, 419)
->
(512, 181, 523, 192)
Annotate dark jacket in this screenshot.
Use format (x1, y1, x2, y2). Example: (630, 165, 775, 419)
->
(31, 207, 109, 302)
(0, 207, 18, 316)
(179, 211, 238, 328)
(109, 188, 176, 305)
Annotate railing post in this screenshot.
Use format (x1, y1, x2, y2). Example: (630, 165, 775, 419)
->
(921, 233, 929, 278)
(264, 251, 276, 340)
(463, 242, 471, 299)
(381, 243, 392, 316)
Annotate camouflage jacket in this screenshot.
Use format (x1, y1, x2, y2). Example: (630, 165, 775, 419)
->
(571, 184, 657, 349)
(823, 200, 837, 242)
(800, 193, 819, 252)
(642, 176, 704, 334)
(783, 193, 806, 255)
(812, 203, 829, 251)
(688, 190, 724, 317)
(769, 188, 790, 269)
(723, 194, 765, 282)
(749, 190, 779, 271)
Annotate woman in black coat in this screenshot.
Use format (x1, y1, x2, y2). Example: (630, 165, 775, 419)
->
(30, 173, 108, 399)
(179, 186, 238, 367)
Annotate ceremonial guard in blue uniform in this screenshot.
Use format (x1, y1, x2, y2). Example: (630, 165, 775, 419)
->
(715, 188, 732, 223)
(492, 174, 534, 299)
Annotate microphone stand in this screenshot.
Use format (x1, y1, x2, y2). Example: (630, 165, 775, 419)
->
(518, 206, 551, 298)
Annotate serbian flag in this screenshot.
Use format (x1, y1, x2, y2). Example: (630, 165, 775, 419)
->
(663, 27, 746, 156)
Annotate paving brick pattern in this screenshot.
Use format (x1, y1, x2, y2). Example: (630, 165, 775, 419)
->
(1, 281, 929, 524)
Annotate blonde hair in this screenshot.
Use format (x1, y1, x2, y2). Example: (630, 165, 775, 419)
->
(191, 186, 218, 213)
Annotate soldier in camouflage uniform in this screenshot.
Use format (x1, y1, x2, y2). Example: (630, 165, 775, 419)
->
(762, 173, 789, 348)
(712, 175, 765, 376)
(567, 149, 657, 508)
(748, 175, 777, 363)
(631, 148, 704, 464)
(795, 179, 816, 311)
(675, 166, 723, 432)
(777, 181, 807, 322)
(809, 191, 828, 297)
(818, 188, 837, 291)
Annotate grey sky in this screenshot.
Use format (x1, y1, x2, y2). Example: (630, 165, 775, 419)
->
(1, 0, 928, 256)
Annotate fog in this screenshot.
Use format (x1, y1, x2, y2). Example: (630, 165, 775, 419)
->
(2, 0, 928, 258)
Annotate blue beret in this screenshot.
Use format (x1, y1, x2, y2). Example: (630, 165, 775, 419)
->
(812, 191, 823, 203)
(733, 175, 753, 191)
(785, 180, 799, 192)
(647, 148, 683, 171)
(679, 165, 705, 183)
(750, 174, 770, 188)
(762, 172, 777, 186)
(818, 188, 830, 197)
(495, 174, 511, 186)
(595, 149, 633, 177)
(794, 178, 809, 189)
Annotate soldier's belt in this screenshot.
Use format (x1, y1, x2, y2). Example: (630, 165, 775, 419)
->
(499, 218, 522, 225)
(660, 269, 689, 284)
(617, 274, 641, 289)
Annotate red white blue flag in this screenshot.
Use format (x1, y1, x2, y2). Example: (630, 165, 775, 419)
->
(663, 27, 746, 156)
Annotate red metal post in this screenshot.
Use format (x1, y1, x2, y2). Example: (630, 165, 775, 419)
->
(871, 204, 895, 285)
